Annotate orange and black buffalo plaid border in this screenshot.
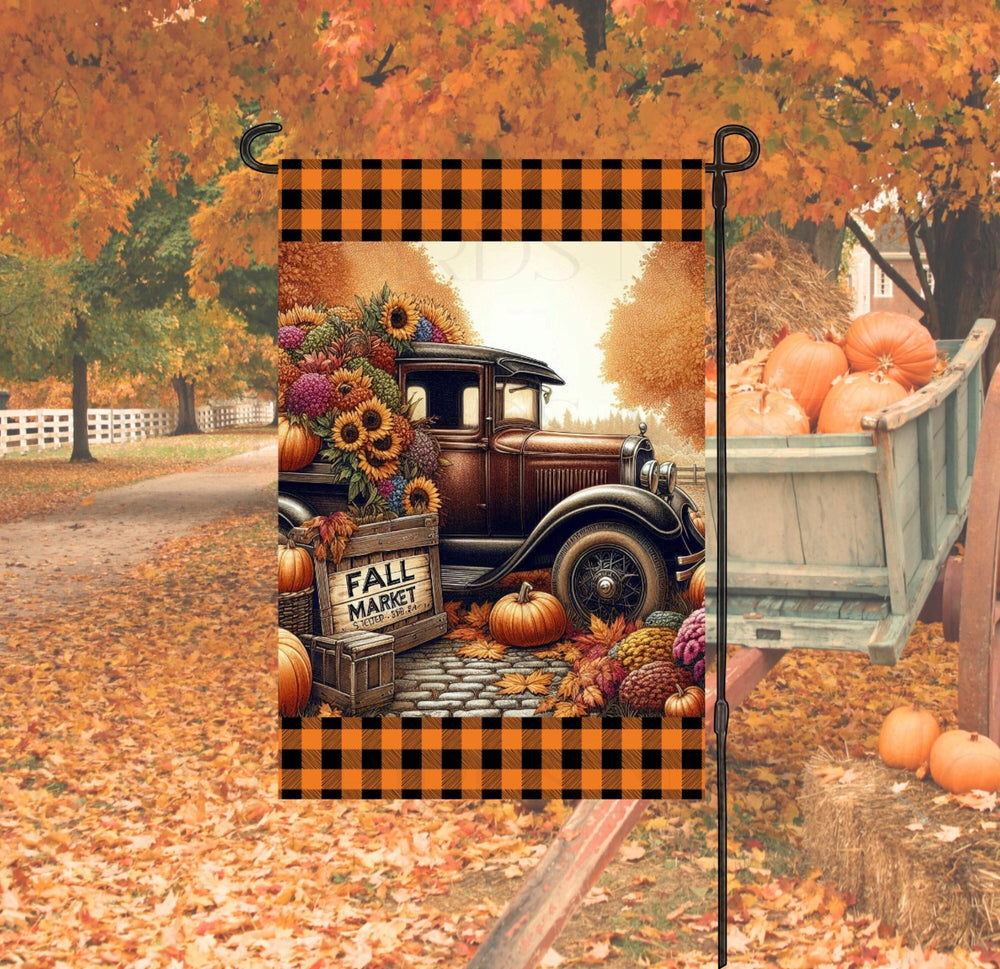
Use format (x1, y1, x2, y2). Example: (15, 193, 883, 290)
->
(279, 158, 703, 242)
(281, 717, 704, 799)
(279, 158, 705, 800)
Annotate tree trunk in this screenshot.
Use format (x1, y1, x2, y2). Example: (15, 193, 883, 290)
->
(171, 375, 202, 435)
(70, 313, 96, 463)
(922, 205, 1000, 386)
(556, 0, 606, 66)
(766, 214, 847, 277)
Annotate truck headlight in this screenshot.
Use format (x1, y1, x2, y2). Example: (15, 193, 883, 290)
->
(639, 459, 660, 494)
(656, 461, 677, 497)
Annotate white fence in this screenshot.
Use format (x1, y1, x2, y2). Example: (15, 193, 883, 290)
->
(0, 399, 275, 455)
(677, 464, 705, 487)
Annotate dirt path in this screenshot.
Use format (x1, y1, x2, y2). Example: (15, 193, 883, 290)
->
(2, 443, 276, 620)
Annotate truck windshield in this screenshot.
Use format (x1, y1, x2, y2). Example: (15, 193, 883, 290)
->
(405, 370, 481, 430)
(497, 381, 539, 424)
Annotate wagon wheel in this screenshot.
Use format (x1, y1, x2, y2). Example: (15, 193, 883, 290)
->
(958, 363, 1000, 744)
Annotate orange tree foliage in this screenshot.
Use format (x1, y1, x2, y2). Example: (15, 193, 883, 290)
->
(599, 243, 706, 445)
(7, 2, 1000, 357)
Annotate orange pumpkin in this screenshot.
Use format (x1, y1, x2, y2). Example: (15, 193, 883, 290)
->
(278, 628, 312, 716)
(488, 581, 567, 648)
(278, 416, 322, 471)
(727, 387, 809, 437)
(929, 729, 1000, 794)
(844, 311, 938, 390)
(877, 704, 940, 771)
(664, 684, 705, 718)
(763, 329, 849, 427)
(278, 535, 314, 593)
(687, 561, 705, 607)
(689, 511, 706, 537)
(816, 370, 908, 434)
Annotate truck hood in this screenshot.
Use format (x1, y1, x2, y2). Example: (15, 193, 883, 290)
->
(493, 428, 632, 458)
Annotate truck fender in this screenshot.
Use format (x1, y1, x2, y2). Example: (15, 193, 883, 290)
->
(483, 484, 692, 583)
(279, 492, 318, 531)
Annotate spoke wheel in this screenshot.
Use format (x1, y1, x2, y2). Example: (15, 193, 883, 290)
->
(552, 522, 669, 626)
(959, 364, 1000, 744)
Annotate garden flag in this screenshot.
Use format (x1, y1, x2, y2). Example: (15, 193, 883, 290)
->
(273, 155, 709, 801)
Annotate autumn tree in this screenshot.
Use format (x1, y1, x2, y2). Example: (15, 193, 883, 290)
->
(599, 242, 705, 445)
(276, 242, 477, 341)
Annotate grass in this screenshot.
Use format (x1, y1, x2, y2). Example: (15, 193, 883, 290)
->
(0, 425, 276, 522)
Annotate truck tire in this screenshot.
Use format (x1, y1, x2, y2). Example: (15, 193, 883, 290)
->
(552, 521, 669, 626)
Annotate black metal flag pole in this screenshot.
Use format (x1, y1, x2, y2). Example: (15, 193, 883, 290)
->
(706, 124, 760, 968)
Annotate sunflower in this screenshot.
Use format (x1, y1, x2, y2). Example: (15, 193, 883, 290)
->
(278, 304, 327, 332)
(415, 298, 457, 340)
(331, 410, 368, 453)
(328, 366, 373, 412)
(403, 476, 442, 516)
(357, 450, 400, 483)
(355, 398, 394, 437)
(380, 294, 419, 341)
(365, 429, 403, 462)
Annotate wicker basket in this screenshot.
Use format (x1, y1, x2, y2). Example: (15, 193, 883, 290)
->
(278, 586, 314, 636)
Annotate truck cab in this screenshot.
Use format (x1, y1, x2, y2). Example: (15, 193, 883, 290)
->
(280, 343, 704, 625)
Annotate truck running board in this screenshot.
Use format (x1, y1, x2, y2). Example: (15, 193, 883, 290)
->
(440, 564, 498, 591)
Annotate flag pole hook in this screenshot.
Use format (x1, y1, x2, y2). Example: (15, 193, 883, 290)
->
(239, 123, 282, 174)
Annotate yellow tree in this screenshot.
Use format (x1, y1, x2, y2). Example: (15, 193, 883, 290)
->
(599, 242, 706, 445)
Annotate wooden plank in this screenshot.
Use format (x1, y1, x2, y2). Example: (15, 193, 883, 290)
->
(719, 562, 890, 597)
(704, 647, 786, 729)
(707, 444, 879, 474)
(873, 422, 910, 616)
(466, 800, 651, 969)
(792, 470, 884, 568)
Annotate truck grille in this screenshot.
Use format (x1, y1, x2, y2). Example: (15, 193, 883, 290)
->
(535, 467, 609, 514)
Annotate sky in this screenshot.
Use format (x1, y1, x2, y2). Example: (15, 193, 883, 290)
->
(423, 242, 652, 422)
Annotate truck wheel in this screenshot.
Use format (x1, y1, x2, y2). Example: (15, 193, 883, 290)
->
(552, 521, 670, 627)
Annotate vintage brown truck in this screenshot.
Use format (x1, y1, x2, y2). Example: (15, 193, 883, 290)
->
(279, 342, 704, 625)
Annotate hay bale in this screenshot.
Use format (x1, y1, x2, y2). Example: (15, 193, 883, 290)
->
(712, 225, 854, 363)
(799, 751, 1000, 949)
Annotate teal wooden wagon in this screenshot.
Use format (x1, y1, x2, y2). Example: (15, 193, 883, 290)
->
(704, 318, 1000, 742)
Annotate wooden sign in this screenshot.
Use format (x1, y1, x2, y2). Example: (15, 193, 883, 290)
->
(329, 553, 432, 632)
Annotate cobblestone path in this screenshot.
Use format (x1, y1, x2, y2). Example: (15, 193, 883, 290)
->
(381, 638, 573, 717)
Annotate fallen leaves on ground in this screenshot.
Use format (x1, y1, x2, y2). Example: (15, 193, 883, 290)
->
(0, 428, 275, 523)
(4, 490, 999, 966)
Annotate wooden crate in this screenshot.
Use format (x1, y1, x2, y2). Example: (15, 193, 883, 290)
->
(292, 513, 448, 654)
(303, 630, 395, 715)
(706, 320, 994, 664)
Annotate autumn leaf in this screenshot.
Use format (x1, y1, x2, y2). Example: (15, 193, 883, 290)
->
(552, 700, 588, 717)
(496, 671, 554, 696)
(465, 602, 493, 629)
(457, 639, 508, 661)
(579, 684, 606, 712)
(444, 601, 464, 629)
(445, 626, 486, 642)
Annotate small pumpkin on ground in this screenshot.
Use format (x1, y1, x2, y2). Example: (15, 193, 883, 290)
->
(686, 562, 705, 608)
(877, 703, 940, 772)
(929, 729, 1000, 794)
(278, 535, 314, 593)
(664, 684, 705, 718)
(278, 628, 312, 716)
(488, 581, 567, 648)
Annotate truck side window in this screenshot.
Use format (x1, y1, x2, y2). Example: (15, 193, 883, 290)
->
(496, 380, 539, 424)
(404, 370, 480, 430)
